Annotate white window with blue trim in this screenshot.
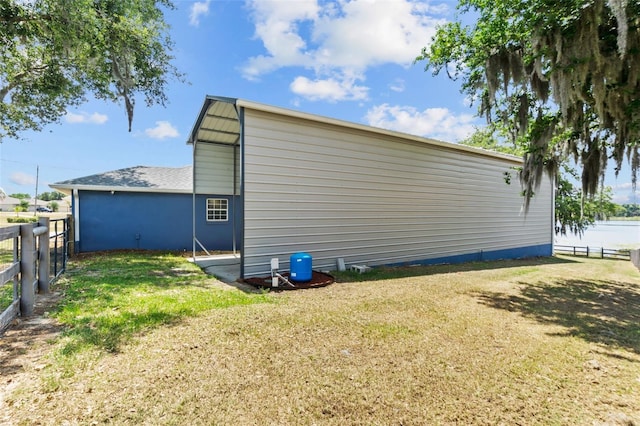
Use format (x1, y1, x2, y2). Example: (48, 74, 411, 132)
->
(206, 198, 228, 222)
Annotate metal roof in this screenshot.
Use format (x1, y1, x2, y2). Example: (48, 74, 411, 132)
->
(187, 96, 240, 145)
(187, 95, 522, 164)
(50, 165, 193, 195)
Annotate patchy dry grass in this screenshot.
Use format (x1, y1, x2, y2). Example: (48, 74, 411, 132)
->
(3, 254, 640, 425)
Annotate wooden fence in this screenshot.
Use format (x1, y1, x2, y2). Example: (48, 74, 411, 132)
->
(554, 244, 631, 260)
(0, 218, 54, 333)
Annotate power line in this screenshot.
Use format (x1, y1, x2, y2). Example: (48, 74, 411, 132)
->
(0, 157, 93, 172)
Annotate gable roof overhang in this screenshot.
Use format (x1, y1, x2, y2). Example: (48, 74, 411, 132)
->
(187, 96, 241, 146)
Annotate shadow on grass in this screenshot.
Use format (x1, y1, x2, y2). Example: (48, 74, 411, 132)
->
(333, 256, 576, 283)
(58, 310, 184, 355)
(475, 278, 640, 355)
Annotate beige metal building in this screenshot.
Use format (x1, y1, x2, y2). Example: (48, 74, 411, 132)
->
(188, 96, 553, 278)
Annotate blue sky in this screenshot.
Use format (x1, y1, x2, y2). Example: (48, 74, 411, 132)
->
(0, 0, 637, 204)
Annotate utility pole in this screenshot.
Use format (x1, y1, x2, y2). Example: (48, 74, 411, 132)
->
(33, 165, 39, 215)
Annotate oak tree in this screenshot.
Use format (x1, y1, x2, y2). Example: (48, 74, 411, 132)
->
(0, 0, 182, 139)
(460, 128, 618, 235)
(418, 0, 639, 207)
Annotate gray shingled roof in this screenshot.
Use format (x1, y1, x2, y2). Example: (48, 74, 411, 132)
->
(51, 166, 192, 193)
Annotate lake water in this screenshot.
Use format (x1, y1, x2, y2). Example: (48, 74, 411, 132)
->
(554, 220, 640, 249)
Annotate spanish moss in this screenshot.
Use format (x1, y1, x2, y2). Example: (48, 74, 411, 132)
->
(421, 0, 640, 208)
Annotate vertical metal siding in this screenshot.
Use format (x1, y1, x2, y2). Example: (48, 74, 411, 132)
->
(242, 109, 553, 277)
(194, 143, 238, 195)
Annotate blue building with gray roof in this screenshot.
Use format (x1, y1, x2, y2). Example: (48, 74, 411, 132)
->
(51, 165, 239, 253)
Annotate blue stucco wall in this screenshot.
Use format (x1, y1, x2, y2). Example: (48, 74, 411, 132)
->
(76, 191, 241, 252)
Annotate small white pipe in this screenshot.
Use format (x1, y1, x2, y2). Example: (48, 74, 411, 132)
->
(274, 272, 295, 288)
(270, 257, 294, 288)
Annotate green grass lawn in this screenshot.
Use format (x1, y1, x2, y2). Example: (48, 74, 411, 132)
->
(0, 282, 14, 312)
(51, 251, 273, 356)
(3, 252, 640, 425)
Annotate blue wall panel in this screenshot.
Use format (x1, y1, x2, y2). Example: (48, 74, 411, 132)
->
(77, 191, 240, 252)
(387, 243, 553, 268)
(194, 195, 242, 251)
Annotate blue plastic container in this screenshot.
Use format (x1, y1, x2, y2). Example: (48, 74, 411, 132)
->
(290, 252, 312, 282)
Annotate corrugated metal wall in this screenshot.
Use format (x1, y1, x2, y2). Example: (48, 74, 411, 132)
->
(242, 108, 553, 277)
(194, 142, 239, 195)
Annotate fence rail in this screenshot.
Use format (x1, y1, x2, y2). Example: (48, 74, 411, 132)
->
(0, 225, 20, 332)
(554, 244, 631, 260)
(1, 216, 70, 333)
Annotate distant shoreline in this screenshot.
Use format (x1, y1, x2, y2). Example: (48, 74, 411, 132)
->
(555, 220, 640, 249)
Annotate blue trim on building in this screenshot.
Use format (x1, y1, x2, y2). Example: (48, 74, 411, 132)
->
(77, 191, 240, 252)
(386, 244, 553, 268)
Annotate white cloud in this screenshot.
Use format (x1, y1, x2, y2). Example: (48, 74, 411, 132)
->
(242, 0, 319, 81)
(65, 111, 108, 125)
(389, 79, 406, 93)
(190, 0, 211, 27)
(242, 0, 449, 100)
(145, 121, 180, 140)
(364, 103, 478, 142)
(10, 171, 36, 186)
(613, 182, 633, 190)
(290, 73, 368, 102)
(610, 181, 639, 204)
(311, 0, 444, 69)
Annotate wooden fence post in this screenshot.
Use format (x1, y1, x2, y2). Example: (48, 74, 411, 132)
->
(20, 223, 35, 316)
(632, 249, 640, 271)
(37, 217, 50, 293)
(68, 215, 75, 256)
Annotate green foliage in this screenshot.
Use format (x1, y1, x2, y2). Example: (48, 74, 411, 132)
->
(0, 282, 13, 311)
(553, 168, 619, 235)
(39, 191, 65, 201)
(418, 0, 640, 203)
(0, 0, 184, 138)
(6, 216, 37, 223)
(13, 199, 29, 213)
(554, 171, 593, 236)
(460, 127, 521, 156)
(9, 193, 30, 199)
(617, 203, 640, 217)
(49, 201, 59, 212)
(585, 187, 619, 221)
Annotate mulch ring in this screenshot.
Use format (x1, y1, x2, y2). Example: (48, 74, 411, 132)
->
(242, 271, 335, 290)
